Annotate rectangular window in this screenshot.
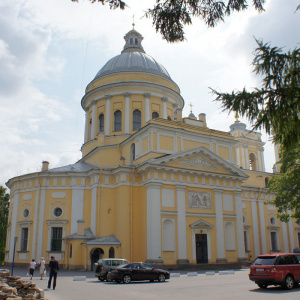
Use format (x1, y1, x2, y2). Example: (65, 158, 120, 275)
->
(51, 227, 62, 251)
(20, 228, 28, 251)
(271, 232, 278, 252)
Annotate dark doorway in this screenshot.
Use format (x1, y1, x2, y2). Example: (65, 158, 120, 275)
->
(90, 248, 104, 271)
(195, 234, 208, 264)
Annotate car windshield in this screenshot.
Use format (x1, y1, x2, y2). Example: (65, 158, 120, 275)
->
(118, 264, 130, 269)
(253, 256, 276, 265)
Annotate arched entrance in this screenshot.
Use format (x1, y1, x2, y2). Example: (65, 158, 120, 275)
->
(90, 248, 104, 271)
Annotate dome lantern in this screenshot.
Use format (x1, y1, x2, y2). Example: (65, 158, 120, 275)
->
(122, 29, 145, 54)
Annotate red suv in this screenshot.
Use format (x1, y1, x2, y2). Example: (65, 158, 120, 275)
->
(249, 253, 300, 289)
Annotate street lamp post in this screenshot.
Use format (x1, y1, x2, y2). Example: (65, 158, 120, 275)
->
(11, 237, 18, 276)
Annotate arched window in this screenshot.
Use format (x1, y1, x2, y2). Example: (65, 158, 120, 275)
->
(265, 177, 269, 187)
(225, 222, 236, 251)
(249, 153, 257, 171)
(133, 109, 141, 131)
(135, 38, 138, 45)
(114, 110, 122, 131)
(89, 119, 92, 139)
(162, 219, 175, 251)
(130, 143, 135, 165)
(109, 247, 115, 258)
(152, 112, 159, 119)
(130, 38, 133, 45)
(98, 114, 104, 133)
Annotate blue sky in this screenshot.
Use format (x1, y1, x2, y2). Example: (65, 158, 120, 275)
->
(1, 0, 300, 187)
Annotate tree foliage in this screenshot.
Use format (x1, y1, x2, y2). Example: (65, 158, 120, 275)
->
(212, 40, 300, 152)
(212, 40, 300, 222)
(0, 186, 9, 265)
(268, 145, 300, 222)
(71, 0, 266, 42)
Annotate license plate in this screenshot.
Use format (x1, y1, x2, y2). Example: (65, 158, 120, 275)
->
(256, 268, 264, 271)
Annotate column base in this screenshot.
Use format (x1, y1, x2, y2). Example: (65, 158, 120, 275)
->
(176, 259, 190, 264)
(145, 259, 164, 264)
(216, 258, 228, 263)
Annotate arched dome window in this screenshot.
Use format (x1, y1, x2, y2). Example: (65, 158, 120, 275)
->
(265, 177, 269, 187)
(114, 110, 122, 132)
(152, 112, 159, 120)
(133, 109, 141, 131)
(130, 143, 135, 165)
(98, 113, 104, 133)
(249, 153, 257, 171)
(109, 247, 115, 258)
(89, 119, 92, 140)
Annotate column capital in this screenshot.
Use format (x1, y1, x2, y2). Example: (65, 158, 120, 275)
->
(144, 93, 151, 98)
(105, 94, 111, 100)
(124, 92, 131, 98)
(176, 185, 186, 191)
(214, 189, 224, 195)
(145, 182, 162, 189)
(162, 96, 168, 102)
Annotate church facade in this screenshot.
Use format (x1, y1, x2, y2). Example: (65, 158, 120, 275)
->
(5, 29, 300, 269)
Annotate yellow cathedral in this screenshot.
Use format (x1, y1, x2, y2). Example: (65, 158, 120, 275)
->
(5, 29, 300, 270)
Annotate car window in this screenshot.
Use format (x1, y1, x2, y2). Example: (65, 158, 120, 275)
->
(105, 260, 112, 266)
(277, 255, 296, 265)
(112, 260, 119, 266)
(253, 256, 276, 265)
(141, 264, 153, 270)
(130, 264, 141, 269)
(295, 255, 300, 263)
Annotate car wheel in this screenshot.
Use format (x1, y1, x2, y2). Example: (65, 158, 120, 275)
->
(158, 274, 166, 282)
(105, 274, 111, 282)
(257, 283, 268, 289)
(98, 276, 105, 282)
(283, 275, 294, 290)
(123, 274, 131, 284)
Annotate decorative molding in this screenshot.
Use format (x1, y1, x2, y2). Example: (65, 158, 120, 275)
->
(178, 154, 220, 171)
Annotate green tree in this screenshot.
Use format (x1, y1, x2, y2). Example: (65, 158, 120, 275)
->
(212, 40, 300, 221)
(0, 186, 9, 265)
(71, 0, 266, 42)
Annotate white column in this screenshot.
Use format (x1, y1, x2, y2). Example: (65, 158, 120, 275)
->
(71, 179, 85, 234)
(241, 145, 245, 169)
(235, 192, 246, 260)
(146, 183, 162, 261)
(251, 199, 261, 257)
(105, 95, 111, 136)
(281, 221, 289, 252)
(245, 145, 249, 169)
(214, 190, 226, 261)
(235, 146, 240, 167)
(258, 200, 267, 254)
(35, 187, 46, 260)
(84, 111, 89, 142)
(261, 148, 265, 172)
(91, 180, 98, 234)
(288, 211, 295, 251)
(8, 192, 20, 262)
(257, 148, 262, 172)
(177, 186, 187, 261)
(91, 101, 97, 139)
(144, 93, 150, 123)
(124, 92, 130, 134)
(162, 97, 167, 119)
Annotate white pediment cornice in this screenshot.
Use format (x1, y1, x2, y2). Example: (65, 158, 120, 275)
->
(189, 219, 214, 229)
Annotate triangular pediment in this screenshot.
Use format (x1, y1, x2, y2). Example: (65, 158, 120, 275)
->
(151, 146, 247, 178)
(190, 219, 214, 229)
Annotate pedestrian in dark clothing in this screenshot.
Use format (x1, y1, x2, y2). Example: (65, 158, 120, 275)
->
(47, 256, 59, 290)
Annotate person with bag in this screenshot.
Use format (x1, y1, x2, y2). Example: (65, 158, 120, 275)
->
(47, 256, 59, 290)
(39, 257, 46, 280)
(28, 259, 36, 280)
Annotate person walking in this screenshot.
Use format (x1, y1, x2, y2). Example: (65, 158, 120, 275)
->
(47, 256, 59, 290)
(39, 257, 46, 280)
(28, 259, 36, 280)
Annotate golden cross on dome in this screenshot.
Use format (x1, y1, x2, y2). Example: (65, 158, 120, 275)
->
(235, 111, 239, 121)
(132, 14, 135, 29)
(189, 102, 193, 113)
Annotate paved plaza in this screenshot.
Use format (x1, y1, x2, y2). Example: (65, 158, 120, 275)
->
(10, 268, 300, 300)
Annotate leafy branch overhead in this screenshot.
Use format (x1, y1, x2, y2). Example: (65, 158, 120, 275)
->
(212, 39, 300, 152)
(71, 0, 266, 42)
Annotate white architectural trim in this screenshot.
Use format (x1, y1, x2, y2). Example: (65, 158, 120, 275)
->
(8, 193, 20, 262)
(105, 95, 111, 135)
(281, 221, 289, 252)
(36, 188, 46, 260)
(146, 183, 162, 260)
(176, 186, 187, 260)
(91, 101, 97, 139)
(235, 192, 246, 259)
(258, 201, 267, 254)
(124, 93, 130, 134)
(91, 185, 97, 234)
(288, 211, 295, 251)
(214, 190, 225, 259)
(71, 187, 84, 234)
(251, 199, 261, 257)
(84, 111, 89, 143)
(162, 97, 167, 119)
(144, 93, 150, 123)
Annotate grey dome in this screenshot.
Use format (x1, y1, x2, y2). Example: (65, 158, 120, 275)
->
(94, 29, 171, 80)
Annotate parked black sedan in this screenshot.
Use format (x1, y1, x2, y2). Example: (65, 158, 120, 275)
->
(107, 262, 170, 283)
